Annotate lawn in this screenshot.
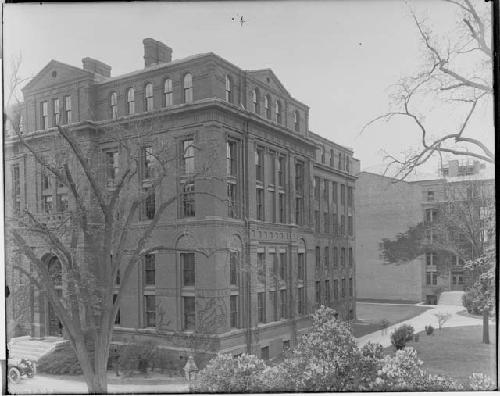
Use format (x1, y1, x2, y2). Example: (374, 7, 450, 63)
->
(385, 325, 497, 386)
(352, 302, 430, 337)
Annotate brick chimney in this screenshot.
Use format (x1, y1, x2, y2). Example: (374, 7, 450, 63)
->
(143, 38, 172, 67)
(82, 57, 112, 77)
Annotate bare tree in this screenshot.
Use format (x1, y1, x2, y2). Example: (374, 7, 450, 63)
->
(362, 0, 494, 180)
(5, 65, 228, 393)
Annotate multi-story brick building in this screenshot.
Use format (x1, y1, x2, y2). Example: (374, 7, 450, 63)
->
(5, 39, 359, 360)
(355, 162, 494, 304)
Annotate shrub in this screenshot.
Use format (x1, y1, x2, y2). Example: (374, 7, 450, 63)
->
(192, 353, 266, 393)
(468, 373, 495, 391)
(425, 325, 434, 335)
(390, 324, 414, 350)
(117, 340, 158, 376)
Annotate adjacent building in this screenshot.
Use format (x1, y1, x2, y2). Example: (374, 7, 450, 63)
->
(5, 38, 359, 361)
(355, 160, 494, 304)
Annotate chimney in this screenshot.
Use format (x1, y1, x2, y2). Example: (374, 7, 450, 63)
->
(82, 57, 112, 77)
(143, 38, 172, 67)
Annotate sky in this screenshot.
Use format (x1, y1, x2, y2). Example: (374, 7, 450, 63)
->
(3, 1, 494, 179)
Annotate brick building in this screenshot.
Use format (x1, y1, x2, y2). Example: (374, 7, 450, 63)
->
(355, 163, 494, 304)
(5, 38, 359, 360)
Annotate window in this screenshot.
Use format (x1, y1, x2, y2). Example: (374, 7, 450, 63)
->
(297, 287, 305, 315)
(295, 162, 304, 193)
(182, 253, 195, 286)
(333, 247, 338, 268)
(270, 291, 278, 322)
(19, 115, 24, 134)
(341, 278, 346, 298)
(325, 280, 331, 306)
(324, 180, 329, 202)
(280, 289, 287, 319)
(426, 272, 438, 285)
(64, 96, 72, 124)
(427, 191, 435, 202)
(321, 147, 325, 164)
(230, 295, 239, 328)
(279, 252, 287, 281)
(144, 254, 155, 286)
(144, 83, 154, 111)
(315, 281, 321, 306)
(56, 193, 68, 212)
(324, 247, 329, 270)
(278, 155, 286, 187)
(142, 146, 155, 180)
(144, 187, 156, 220)
(332, 182, 338, 203)
(297, 252, 305, 281)
(265, 95, 271, 119)
(144, 295, 156, 327)
(52, 98, 60, 126)
(341, 184, 346, 205)
(12, 165, 21, 215)
(341, 247, 346, 267)
(228, 182, 238, 218)
(252, 88, 260, 113)
(261, 346, 269, 360)
(258, 292, 266, 323)
(183, 73, 193, 103)
(295, 197, 303, 225)
(41, 166, 51, 191)
(257, 252, 266, 280)
(182, 139, 195, 174)
(230, 251, 239, 285)
(276, 100, 282, 124)
(164, 79, 173, 106)
(346, 156, 350, 173)
(347, 187, 353, 207)
(115, 268, 120, 285)
(105, 150, 119, 189)
(348, 215, 353, 236)
(269, 152, 276, 185)
(330, 149, 334, 167)
(42, 195, 53, 214)
(315, 246, 321, 274)
(341, 215, 346, 235)
(324, 212, 330, 233)
(294, 110, 300, 132)
(348, 247, 353, 267)
(182, 181, 195, 217)
(314, 177, 320, 200)
(271, 252, 278, 280)
(338, 152, 342, 169)
(127, 88, 135, 115)
(183, 296, 195, 330)
(334, 279, 339, 299)
(225, 75, 233, 103)
(426, 252, 436, 266)
(349, 278, 353, 296)
(41, 101, 48, 129)
(314, 210, 320, 232)
(278, 193, 286, 223)
(227, 141, 238, 176)
(256, 188, 264, 220)
(255, 148, 264, 182)
(110, 92, 118, 119)
(113, 294, 120, 325)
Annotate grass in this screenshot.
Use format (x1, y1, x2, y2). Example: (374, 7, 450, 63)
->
(351, 302, 430, 337)
(384, 325, 497, 386)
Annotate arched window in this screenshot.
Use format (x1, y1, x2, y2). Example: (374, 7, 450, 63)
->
(144, 83, 154, 112)
(183, 73, 193, 103)
(225, 75, 233, 103)
(47, 256, 62, 287)
(164, 79, 173, 106)
(265, 95, 271, 119)
(110, 92, 118, 120)
(252, 88, 260, 114)
(294, 110, 300, 132)
(127, 88, 135, 115)
(276, 100, 282, 124)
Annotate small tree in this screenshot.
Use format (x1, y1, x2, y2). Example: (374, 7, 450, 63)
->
(434, 312, 452, 330)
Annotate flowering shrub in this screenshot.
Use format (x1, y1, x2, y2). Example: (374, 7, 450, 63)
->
(191, 353, 266, 393)
(468, 373, 495, 390)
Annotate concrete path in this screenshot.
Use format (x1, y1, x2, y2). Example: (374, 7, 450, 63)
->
(356, 303, 487, 348)
(438, 291, 465, 306)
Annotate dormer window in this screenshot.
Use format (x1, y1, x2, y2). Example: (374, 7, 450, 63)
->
(276, 100, 282, 124)
(225, 75, 233, 103)
(252, 88, 260, 114)
(64, 96, 72, 124)
(127, 88, 135, 115)
(144, 83, 154, 112)
(183, 73, 193, 103)
(265, 95, 271, 119)
(41, 101, 48, 130)
(294, 110, 300, 132)
(164, 79, 173, 106)
(110, 92, 118, 119)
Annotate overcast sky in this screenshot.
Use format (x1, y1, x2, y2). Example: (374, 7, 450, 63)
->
(4, 1, 494, 179)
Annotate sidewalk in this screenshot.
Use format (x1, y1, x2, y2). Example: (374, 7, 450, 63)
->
(356, 304, 486, 348)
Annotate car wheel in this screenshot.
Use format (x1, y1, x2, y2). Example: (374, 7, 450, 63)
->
(8, 367, 21, 383)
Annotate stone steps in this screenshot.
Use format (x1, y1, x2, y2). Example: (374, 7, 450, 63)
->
(8, 336, 69, 362)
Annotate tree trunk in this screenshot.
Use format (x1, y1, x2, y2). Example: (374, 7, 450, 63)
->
(482, 308, 489, 344)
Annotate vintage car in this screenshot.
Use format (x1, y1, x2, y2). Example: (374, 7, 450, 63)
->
(8, 358, 36, 383)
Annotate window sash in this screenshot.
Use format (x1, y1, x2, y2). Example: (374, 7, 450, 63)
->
(183, 296, 195, 330)
(182, 253, 195, 286)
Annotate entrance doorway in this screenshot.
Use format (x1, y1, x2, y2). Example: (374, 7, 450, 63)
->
(47, 290, 63, 336)
(451, 273, 464, 291)
(45, 255, 63, 337)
